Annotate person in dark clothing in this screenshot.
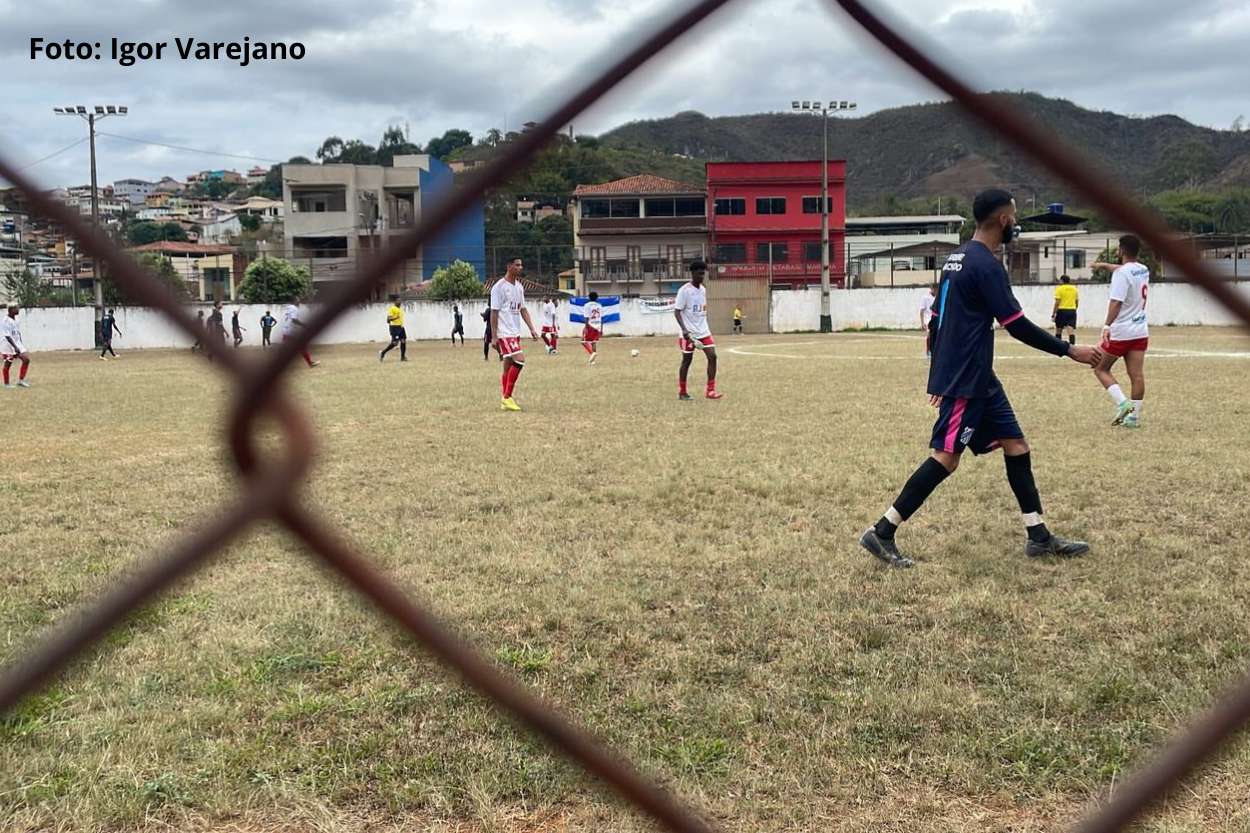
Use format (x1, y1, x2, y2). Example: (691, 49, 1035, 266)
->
(231, 308, 246, 348)
(858, 189, 1103, 569)
(206, 302, 227, 362)
(100, 309, 122, 359)
(191, 309, 205, 352)
(481, 306, 495, 361)
(260, 310, 276, 348)
(452, 304, 465, 346)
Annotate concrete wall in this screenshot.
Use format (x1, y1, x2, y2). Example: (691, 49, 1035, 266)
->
(770, 281, 1250, 332)
(15, 282, 1250, 352)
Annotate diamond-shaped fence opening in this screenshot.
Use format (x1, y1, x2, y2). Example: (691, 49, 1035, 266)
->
(1, 1, 1248, 832)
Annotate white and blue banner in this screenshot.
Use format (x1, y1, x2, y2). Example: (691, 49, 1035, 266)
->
(569, 295, 621, 325)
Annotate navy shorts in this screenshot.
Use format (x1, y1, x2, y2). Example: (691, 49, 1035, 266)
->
(930, 387, 1023, 456)
(389, 325, 407, 340)
(1055, 310, 1077, 329)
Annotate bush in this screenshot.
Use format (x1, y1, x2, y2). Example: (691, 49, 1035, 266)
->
(237, 257, 312, 304)
(427, 259, 485, 301)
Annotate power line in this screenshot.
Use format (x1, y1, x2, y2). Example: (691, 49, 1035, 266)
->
(16, 137, 90, 172)
(97, 132, 283, 165)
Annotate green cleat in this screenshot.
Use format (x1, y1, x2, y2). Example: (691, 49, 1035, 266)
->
(1111, 400, 1135, 426)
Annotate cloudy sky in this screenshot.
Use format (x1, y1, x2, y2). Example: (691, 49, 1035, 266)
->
(1, 0, 1247, 188)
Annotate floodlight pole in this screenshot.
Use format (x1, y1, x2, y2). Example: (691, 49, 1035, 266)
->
(54, 105, 127, 338)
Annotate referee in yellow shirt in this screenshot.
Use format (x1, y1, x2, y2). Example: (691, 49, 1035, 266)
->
(379, 295, 408, 362)
(1052, 274, 1079, 346)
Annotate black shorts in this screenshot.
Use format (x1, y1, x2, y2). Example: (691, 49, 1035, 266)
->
(1055, 310, 1077, 329)
(453, 324, 464, 334)
(930, 386, 1023, 456)
(389, 325, 407, 340)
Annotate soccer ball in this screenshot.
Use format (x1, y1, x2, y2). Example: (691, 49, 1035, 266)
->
(630, 349, 640, 358)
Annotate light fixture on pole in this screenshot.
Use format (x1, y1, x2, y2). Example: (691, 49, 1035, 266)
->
(53, 104, 128, 341)
(791, 99, 856, 332)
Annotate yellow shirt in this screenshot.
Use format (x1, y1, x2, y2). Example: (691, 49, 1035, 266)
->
(733, 307, 743, 320)
(387, 304, 404, 327)
(1054, 284, 1078, 310)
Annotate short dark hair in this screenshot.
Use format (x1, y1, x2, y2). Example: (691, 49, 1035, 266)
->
(1060, 274, 1070, 283)
(508, 256, 523, 265)
(389, 293, 399, 302)
(1119, 234, 1141, 257)
(973, 189, 1014, 224)
(588, 291, 598, 301)
(689, 259, 708, 273)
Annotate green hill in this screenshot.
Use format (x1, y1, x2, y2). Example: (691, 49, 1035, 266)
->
(598, 93, 1250, 207)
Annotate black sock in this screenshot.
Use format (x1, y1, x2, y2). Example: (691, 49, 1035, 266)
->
(1004, 452, 1050, 541)
(1068, 335, 1075, 345)
(400, 341, 407, 359)
(876, 457, 952, 539)
(1054, 329, 1062, 339)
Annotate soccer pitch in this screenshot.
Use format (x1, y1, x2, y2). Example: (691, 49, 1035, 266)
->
(4, 326, 1250, 832)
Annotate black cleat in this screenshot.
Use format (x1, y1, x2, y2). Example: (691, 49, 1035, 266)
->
(678, 392, 693, 401)
(859, 528, 914, 568)
(1025, 535, 1090, 559)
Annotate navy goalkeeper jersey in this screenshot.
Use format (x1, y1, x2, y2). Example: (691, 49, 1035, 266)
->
(928, 240, 1024, 399)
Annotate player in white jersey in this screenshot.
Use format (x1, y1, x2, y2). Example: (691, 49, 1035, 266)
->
(1, 303, 32, 388)
(673, 260, 721, 400)
(540, 296, 560, 355)
(281, 301, 319, 368)
(581, 292, 603, 365)
(920, 284, 938, 358)
(490, 257, 540, 411)
(1092, 234, 1150, 427)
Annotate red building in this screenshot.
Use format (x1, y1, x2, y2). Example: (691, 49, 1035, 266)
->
(705, 160, 847, 288)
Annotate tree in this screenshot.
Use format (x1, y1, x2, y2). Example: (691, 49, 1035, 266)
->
(377, 126, 423, 167)
(316, 136, 345, 162)
(426, 129, 473, 161)
(485, 128, 503, 147)
(338, 140, 378, 165)
(427, 259, 485, 300)
(188, 179, 238, 200)
(236, 257, 312, 304)
(3, 269, 49, 308)
(238, 213, 261, 232)
(128, 221, 188, 246)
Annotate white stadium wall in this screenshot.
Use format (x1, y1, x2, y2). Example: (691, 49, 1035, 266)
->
(12, 282, 1250, 352)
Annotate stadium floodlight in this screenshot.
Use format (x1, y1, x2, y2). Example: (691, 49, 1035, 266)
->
(76, 105, 86, 114)
(94, 106, 105, 115)
(118, 106, 128, 114)
(791, 101, 801, 110)
(106, 105, 116, 114)
(848, 103, 858, 110)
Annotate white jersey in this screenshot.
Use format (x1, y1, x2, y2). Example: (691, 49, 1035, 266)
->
(490, 278, 526, 338)
(281, 304, 300, 336)
(583, 302, 603, 332)
(1108, 262, 1150, 341)
(674, 282, 710, 339)
(542, 301, 557, 330)
(0, 315, 23, 354)
(921, 293, 936, 326)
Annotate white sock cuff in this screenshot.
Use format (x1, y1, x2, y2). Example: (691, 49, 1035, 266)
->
(885, 506, 903, 525)
(1107, 384, 1126, 405)
(1022, 512, 1044, 527)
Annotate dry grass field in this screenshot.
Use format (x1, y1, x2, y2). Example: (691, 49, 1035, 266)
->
(3, 326, 1250, 833)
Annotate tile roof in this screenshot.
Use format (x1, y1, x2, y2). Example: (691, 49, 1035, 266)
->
(127, 241, 234, 255)
(573, 174, 703, 196)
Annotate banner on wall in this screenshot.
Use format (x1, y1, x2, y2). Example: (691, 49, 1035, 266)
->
(637, 297, 676, 314)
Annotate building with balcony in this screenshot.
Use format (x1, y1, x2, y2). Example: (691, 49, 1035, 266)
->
(570, 174, 708, 296)
(845, 214, 966, 287)
(705, 160, 847, 289)
(282, 155, 484, 297)
(127, 241, 239, 301)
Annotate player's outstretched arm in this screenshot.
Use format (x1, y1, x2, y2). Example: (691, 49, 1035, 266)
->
(1002, 315, 1101, 366)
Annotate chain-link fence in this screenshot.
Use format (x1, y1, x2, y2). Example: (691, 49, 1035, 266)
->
(3, 2, 1250, 832)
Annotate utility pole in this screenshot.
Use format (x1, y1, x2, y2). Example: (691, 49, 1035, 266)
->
(791, 99, 856, 332)
(54, 105, 127, 343)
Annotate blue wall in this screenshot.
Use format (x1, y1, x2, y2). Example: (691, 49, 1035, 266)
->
(419, 159, 486, 281)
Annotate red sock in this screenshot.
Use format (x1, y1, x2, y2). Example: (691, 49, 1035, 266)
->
(551, 335, 558, 351)
(707, 378, 716, 393)
(582, 341, 594, 355)
(507, 363, 523, 396)
(2, 364, 8, 385)
(501, 368, 509, 397)
(678, 379, 687, 395)
(19, 360, 29, 380)
(302, 350, 313, 367)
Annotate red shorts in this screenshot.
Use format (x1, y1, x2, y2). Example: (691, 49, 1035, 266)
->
(582, 326, 601, 343)
(1100, 336, 1149, 357)
(496, 336, 524, 358)
(678, 335, 716, 354)
(541, 326, 558, 335)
